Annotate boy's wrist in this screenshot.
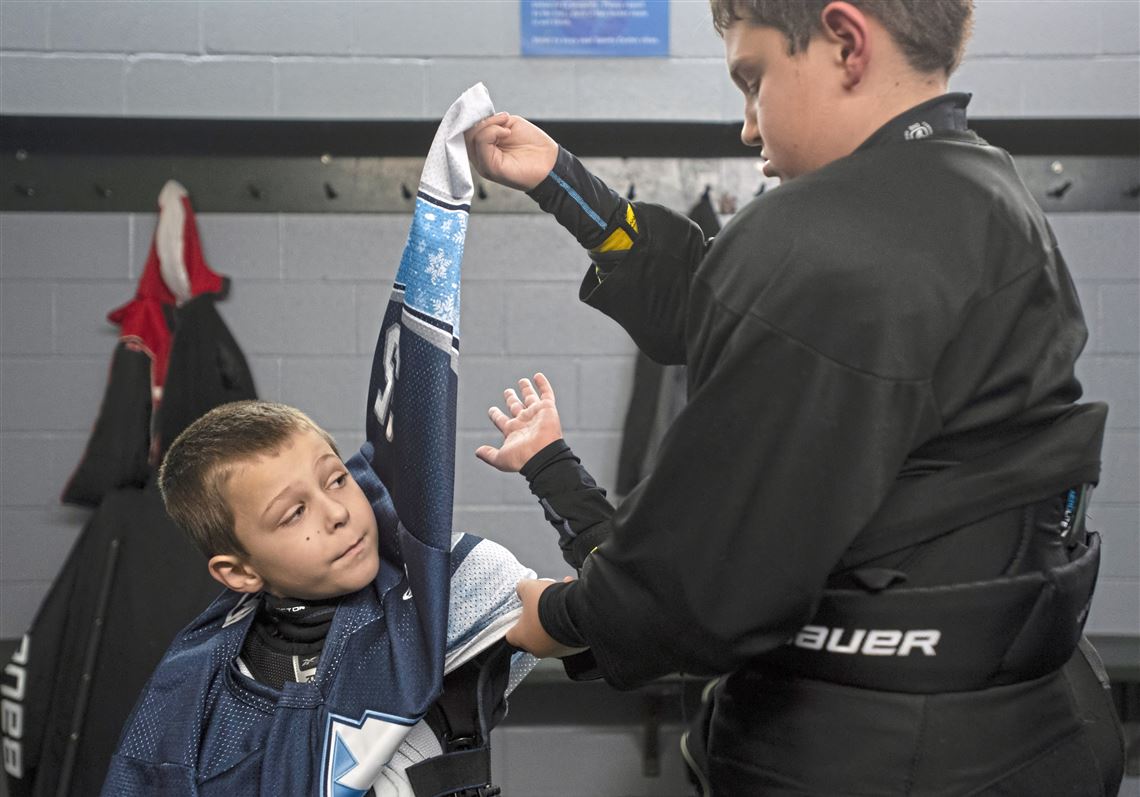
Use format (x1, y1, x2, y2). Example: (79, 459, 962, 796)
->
(526, 147, 635, 253)
(537, 579, 587, 648)
(520, 438, 574, 482)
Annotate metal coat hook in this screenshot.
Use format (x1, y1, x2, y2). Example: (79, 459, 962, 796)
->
(324, 182, 338, 200)
(247, 184, 263, 200)
(701, 184, 712, 201)
(94, 184, 113, 199)
(626, 182, 636, 201)
(400, 183, 413, 200)
(1047, 180, 1073, 199)
(14, 184, 35, 198)
(476, 183, 488, 201)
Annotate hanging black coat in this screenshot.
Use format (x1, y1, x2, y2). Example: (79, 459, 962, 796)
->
(3, 295, 256, 797)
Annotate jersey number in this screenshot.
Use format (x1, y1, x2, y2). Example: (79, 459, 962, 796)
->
(372, 324, 401, 443)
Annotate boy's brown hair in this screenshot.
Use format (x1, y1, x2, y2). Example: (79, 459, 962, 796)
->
(709, 0, 974, 75)
(158, 400, 339, 558)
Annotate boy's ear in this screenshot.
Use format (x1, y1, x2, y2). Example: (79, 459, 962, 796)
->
(208, 554, 265, 594)
(820, 1, 870, 89)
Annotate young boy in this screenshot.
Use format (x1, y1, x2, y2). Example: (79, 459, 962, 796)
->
(99, 400, 534, 796)
(102, 83, 541, 797)
(467, 1, 1125, 794)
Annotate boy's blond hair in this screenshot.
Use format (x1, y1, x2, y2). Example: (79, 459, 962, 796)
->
(709, 0, 974, 75)
(158, 401, 339, 558)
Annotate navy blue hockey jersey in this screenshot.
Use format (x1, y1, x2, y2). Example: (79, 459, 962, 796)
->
(102, 84, 534, 796)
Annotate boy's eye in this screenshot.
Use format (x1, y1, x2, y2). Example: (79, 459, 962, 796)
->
(282, 505, 305, 526)
(329, 473, 347, 489)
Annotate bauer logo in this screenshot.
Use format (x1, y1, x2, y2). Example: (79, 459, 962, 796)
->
(791, 625, 940, 656)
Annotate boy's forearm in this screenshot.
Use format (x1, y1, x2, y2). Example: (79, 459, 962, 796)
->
(526, 147, 640, 281)
(520, 439, 614, 569)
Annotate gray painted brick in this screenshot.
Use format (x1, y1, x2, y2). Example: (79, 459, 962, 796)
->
(0, 508, 82, 582)
(427, 58, 578, 119)
(495, 724, 690, 796)
(351, 1, 518, 58)
(452, 506, 574, 579)
(1022, 57, 1140, 117)
(1098, 430, 1138, 504)
(970, 1, 1103, 57)
(0, 357, 108, 432)
(1050, 213, 1140, 280)
(1076, 355, 1139, 430)
(1101, 0, 1140, 54)
(0, 281, 53, 355)
(0, 1, 49, 50)
(462, 215, 588, 281)
(126, 56, 274, 117)
(577, 355, 637, 431)
(203, 1, 353, 56)
(281, 214, 405, 281)
(195, 214, 282, 280)
(1093, 283, 1140, 355)
(1087, 579, 1140, 636)
(455, 431, 506, 505)
(671, 0, 723, 58)
(949, 59, 1025, 117)
(280, 355, 371, 432)
(50, 1, 199, 54)
(0, 581, 52, 638)
(505, 282, 637, 356)
(459, 280, 506, 356)
(0, 53, 124, 114)
(458, 354, 580, 432)
(0, 434, 56, 507)
(245, 356, 282, 402)
(276, 59, 426, 119)
(355, 282, 386, 356)
(54, 280, 136, 355)
(1092, 504, 1140, 580)
(134, 212, 281, 281)
(217, 281, 357, 356)
(574, 58, 728, 121)
(0, 213, 131, 280)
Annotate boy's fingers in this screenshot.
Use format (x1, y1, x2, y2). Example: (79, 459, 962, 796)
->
(488, 405, 510, 433)
(519, 378, 538, 405)
(534, 372, 555, 402)
(504, 388, 524, 416)
(474, 444, 499, 466)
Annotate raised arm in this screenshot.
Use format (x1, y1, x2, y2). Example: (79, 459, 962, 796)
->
(466, 115, 710, 364)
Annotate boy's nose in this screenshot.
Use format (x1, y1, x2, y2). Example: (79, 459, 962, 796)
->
(323, 496, 350, 530)
(740, 106, 762, 148)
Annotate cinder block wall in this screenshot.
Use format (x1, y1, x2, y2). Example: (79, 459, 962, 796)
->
(1, 0, 1137, 657)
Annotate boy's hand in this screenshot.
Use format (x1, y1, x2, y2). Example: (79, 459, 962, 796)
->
(465, 112, 558, 192)
(476, 373, 563, 473)
(506, 578, 586, 659)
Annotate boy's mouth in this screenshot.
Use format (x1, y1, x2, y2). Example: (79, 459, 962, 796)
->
(335, 534, 365, 562)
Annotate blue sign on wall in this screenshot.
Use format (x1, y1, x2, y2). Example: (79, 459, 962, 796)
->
(522, 0, 669, 57)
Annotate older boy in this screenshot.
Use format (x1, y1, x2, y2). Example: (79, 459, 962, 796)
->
(468, 1, 1125, 794)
